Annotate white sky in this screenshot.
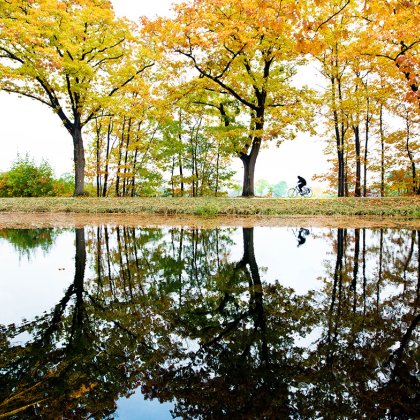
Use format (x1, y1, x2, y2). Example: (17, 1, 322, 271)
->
(0, 0, 329, 189)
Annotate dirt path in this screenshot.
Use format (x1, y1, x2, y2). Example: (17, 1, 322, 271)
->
(0, 212, 418, 229)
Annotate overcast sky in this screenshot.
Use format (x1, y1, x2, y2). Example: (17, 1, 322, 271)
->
(0, 0, 328, 188)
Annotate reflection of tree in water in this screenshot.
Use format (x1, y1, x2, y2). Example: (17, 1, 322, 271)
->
(0, 226, 418, 418)
(141, 227, 315, 418)
(0, 228, 61, 259)
(297, 228, 420, 418)
(0, 228, 164, 418)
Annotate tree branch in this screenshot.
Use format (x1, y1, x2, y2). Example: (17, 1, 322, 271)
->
(82, 62, 154, 126)
(1, 88, 52, 108)
(314, 0, 350, 33)
(176, 49, 257, 111)
(92, 54, 124, 68)
(85, 38, 126, 62)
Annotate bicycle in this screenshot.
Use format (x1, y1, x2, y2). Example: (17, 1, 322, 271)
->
(287, 185, 313, 198)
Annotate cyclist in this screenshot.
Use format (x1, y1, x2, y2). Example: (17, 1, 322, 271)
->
(297, 228, 310, 247)
(297, 176, 307, 194)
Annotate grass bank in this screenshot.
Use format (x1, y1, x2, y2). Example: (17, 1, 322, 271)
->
(0, 197, 418, 217)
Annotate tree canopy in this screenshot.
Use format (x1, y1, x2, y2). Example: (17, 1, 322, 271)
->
(0, 0, 154, 195)
(0, 0, 418, 196)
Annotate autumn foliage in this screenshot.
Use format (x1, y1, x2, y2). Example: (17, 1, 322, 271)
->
(0, 0, 418, 196)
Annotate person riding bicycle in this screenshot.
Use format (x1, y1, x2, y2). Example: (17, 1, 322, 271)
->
(297, 176, 307, 194)
(297, 227, 310, 247)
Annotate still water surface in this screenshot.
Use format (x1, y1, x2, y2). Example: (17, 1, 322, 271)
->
(0, 225, 418, 418)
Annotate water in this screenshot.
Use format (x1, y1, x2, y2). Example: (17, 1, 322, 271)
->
(0, 225, 418, 419)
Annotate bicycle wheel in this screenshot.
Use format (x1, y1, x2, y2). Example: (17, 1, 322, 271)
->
(287, 187, 298, 198)
(303, 187, 313, 198)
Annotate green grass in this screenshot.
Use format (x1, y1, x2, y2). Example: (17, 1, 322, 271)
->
(0, 196, 418, 217)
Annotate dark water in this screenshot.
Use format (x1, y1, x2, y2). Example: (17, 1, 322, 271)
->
(0, 226, 418, 419)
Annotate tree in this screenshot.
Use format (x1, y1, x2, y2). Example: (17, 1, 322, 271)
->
(0, 0, 153, 195)
(86, 110, 163, 197)
(303, 0, 419, 197)
(357, 0, 420, 105)
(255, 179, 271, 196)
(158, 101, 236, 197)
(145, 0, 314, 196)
(271, 180, 288, 197)
(308, 0, 356, 197)
(389, 99, 419, 195)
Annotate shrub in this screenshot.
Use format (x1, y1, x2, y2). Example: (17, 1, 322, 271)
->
(52, 173, 75, 197)
(0, 154, 54, 197)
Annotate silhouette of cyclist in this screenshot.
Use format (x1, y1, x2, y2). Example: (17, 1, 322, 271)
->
(297, 176, 307, 194)
(297, 228, 310, 247)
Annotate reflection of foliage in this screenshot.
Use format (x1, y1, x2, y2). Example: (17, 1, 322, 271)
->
(294, 228, 420, 418)
(0, 228, 61, 259)
(0, 228, 169, 418)
(0, 226, 418, 418)
(139, 228, 316, 418)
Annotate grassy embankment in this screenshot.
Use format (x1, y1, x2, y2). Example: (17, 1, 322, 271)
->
(0, 196, 419, 217)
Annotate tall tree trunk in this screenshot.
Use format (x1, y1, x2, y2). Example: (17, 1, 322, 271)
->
(102, 120, 113, 197)
(191, 142, 196, 197)
(215, 148, 220, 197)
(115, 117, 126, 197)
(404, 110, 418, 195)
(177, 110, 185, 197)
(338, 78, 347, 197)
(353, 125, 361, 197)
(191, 122, 200, 197)
(239, 110, 264, 197)
(72, 123, 86, 196)
(131, 146, 139, 197)
(332, 76, 346, 197)
(236, 106, 264, 197)
(179, 155, 184, 197)
(195, 161, 199, 197)
(379, 105, 385, 197)
(241, 137, 261, 197)
(344, 156, 349, 197)
(130, 121, 144, 197)
(171, 156, 175, 197)
(95, 120, 102, 197)
(363, 98, 370, 197)
(122, 117, 132, 197)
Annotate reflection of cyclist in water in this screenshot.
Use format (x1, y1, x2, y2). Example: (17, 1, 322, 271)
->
(297, 176, 307, 193)
(297, 228, 310, 247)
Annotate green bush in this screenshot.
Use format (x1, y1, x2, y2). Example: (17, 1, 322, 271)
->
(0, 154, 54, 197)
(52, 173, 75, 197)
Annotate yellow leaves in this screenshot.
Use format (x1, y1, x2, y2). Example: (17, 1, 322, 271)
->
(69, 382, 97, 399)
